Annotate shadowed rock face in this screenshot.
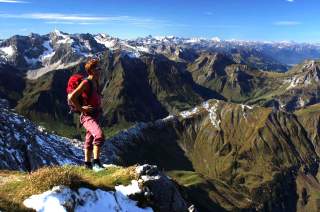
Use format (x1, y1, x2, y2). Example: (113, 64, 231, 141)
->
(15, 68, 74, 124)
(0, 64, 26, 107)
(102, 99, 319, 211)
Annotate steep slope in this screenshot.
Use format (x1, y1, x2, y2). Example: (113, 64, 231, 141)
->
(102, 99, 319, 211)
(0, 99, 82, 171)
(99, 50, 223, 126)
(99, 51, 169, 125)
(15, 49, 219, 129)
(15, 68, 74, 124)
(295, 103, 320, 156)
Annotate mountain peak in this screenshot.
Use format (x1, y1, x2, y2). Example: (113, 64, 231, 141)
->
(53, 29, 67, 36)
(211, 36, 221, 42)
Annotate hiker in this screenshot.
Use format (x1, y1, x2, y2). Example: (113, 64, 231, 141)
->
(67, 59, 105, 171)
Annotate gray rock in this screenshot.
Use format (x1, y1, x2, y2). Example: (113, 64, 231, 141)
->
(137, 164, 189, 212)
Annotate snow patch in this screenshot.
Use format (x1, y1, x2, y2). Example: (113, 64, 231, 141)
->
(26, 59, 82, 79)
(211, 37, 221, 42)
(115, 180, 141, 196)
(23, 185, 153, 212)
(202, 101, 221, 129)
(94, 34, 118, 49)
(298, 97, 305, 107)
(161, 115, 174, 122)
(56, 32, 74, 44)
(240, 104, 253, 120)
(241, 104, 253, 110)
(180, 107, 200, 118)
(0, 46, 15, 57)
(38, 125, 46, 133)
(41, 40, 55, 62)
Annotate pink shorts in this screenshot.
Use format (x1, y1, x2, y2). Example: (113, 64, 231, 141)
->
(80, 114, 105, 150)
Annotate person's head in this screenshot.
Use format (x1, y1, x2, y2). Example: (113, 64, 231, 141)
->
(85, 59, 101, 77)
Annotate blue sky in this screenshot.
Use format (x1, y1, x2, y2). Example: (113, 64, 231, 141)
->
(0, 0, 319, 42)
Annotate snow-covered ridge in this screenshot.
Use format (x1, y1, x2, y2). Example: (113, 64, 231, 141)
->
(1, 30, 320, 72)
(178, 100, 222, 128)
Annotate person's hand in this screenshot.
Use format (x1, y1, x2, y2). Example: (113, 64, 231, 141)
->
(81, 105, 94, 114)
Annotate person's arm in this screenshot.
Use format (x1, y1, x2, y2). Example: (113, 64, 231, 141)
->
(67, 80, 93, 113)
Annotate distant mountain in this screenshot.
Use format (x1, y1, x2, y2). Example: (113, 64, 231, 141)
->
(1, 31, 320, 130)
(4, 31, 320, 77)
(0, 30, 106, 78)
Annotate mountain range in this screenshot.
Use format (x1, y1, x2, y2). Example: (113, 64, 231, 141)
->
(2, 30, 320, 76)
(1, 31, 320, 211)
(1, 31, 320, 130)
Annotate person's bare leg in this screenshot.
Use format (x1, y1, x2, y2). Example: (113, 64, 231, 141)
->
(93, 145, 100, 160)
(84, 148, 92, 162)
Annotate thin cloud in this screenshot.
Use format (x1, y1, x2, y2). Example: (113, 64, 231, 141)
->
(0, 13, 129, 21)
(0, 12, 182, 29)
(0, 0, 28, 3)
(274, 21, 301, 26)
(286, 0, 294, 2)
(0, 12, 166, 27)
(45, 21, 100, 25)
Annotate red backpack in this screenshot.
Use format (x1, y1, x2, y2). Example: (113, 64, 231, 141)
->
(66, 74, 92, 113)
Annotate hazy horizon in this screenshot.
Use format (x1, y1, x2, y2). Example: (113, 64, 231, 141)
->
(0, 0, 320, 43)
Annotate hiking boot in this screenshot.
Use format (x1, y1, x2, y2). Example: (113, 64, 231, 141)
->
(92, 159, 104, 172)
(84, 161, 92, 169)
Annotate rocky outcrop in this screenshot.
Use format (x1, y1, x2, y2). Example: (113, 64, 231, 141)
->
(22, 164, 191, 212)
(135, 164, 189, 212)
